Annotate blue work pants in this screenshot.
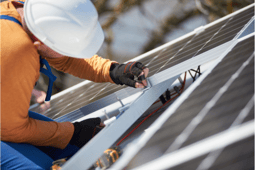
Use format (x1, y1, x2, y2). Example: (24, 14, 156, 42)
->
(1, 111, 79, 170)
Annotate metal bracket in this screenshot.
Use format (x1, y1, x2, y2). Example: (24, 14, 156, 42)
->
(118, 103, 131, 116)
(116, 97, 131, 118)
(103, 110, 110, 120)
(116, 78, 152, 119)
(144, 78, 152, 90)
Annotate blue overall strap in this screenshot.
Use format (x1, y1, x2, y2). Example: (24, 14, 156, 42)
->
(0, 15, 22, 26)
(40, 57, 57, 101)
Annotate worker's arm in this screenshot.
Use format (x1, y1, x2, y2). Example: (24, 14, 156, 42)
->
(45, 55, 115, 83)
(36, 42, 149, 87)
(45, 56, 150, 88)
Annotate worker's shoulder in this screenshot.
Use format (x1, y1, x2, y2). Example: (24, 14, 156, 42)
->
(1, 20, 39, 63)
(1, 1, 19, 16)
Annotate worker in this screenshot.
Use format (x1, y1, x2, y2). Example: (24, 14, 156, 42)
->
(0, 0, 149, 169)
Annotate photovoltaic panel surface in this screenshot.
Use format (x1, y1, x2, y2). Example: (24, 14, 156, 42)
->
(196, 5, 254, 55)
(170, 136, 254, 170)
(201, 136, 254, 170)
(124, 35, 254, 169)
(29, 4, 254, 123)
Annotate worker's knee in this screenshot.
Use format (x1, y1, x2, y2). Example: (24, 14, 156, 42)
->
(1, 141, 53, 170)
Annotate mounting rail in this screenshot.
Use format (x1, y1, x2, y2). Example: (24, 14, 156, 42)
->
(62, 40, 236, 170)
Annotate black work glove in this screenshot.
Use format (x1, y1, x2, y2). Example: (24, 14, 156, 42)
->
(69, 118, 103, 148)
(110, 62, 148, 88)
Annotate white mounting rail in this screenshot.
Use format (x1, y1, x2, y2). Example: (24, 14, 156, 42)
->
(62, 75, 180, 170)
(61, 39, 236, 170)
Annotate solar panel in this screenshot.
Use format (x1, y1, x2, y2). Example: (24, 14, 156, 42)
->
(61, 39, 237, 169)
(61, 30, 241, 169)
(196, 6, 254, 55)
(55, 86, 142, 122)
(29, 4, 254, 121)
(116, 35, 254, 169)
(132, 121, 254, 170)
(199, 136, 254, 170)
(168, 136, 253, 170)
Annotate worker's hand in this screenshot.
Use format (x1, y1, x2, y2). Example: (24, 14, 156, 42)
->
(110, 62, 149, 88)
(69, 118, 104, 148)
(31, 89, 51, 112)
(39, 102, 51, 113)
(31, 89, 46, 104)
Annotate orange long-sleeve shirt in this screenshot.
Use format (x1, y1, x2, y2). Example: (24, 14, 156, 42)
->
(1, 0, 114, 149)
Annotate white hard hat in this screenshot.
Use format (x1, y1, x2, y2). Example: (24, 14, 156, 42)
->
(24, 0, 104, 58)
